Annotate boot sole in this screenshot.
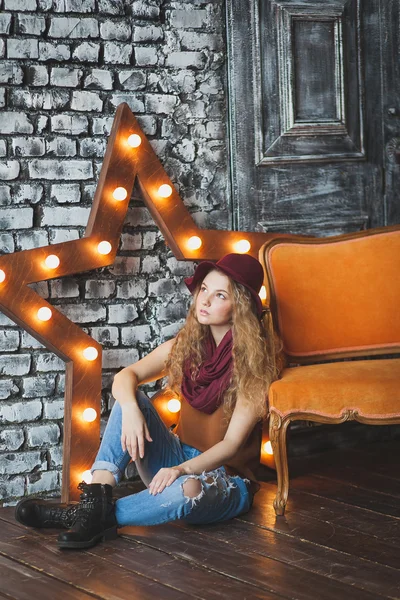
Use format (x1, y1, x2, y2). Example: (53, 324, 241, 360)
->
(58, 526, 118, 549)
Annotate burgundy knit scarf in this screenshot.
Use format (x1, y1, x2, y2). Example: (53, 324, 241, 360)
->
(181, 328, 233, 414)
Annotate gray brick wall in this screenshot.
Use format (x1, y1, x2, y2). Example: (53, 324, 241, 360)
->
(0, 0, 229, 505)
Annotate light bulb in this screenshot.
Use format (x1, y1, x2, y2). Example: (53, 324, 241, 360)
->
(81, 470, 93, 484)
(259, 285, 267, 300)
(37, 307, 52, 321)
(112, 187, 128, 201)
(263, 441, 273, 455)
(83, 346, 98, 361)
(82, 408, 97, 422)
(234, 239, 251, 254)
(167, 399, 181, 413)
(157, 184, 173, 198)
(0, 269, 5, 283)
(187, 236, 202, 250)
(44, 254, 60, 269)
(127, 134, 142, 148)
(97, 241, 112, 255)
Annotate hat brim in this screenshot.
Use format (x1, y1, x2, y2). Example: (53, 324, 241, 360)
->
(184, 261, 263, 317)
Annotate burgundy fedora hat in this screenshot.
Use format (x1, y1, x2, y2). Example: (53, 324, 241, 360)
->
(184, 253, 264, 317)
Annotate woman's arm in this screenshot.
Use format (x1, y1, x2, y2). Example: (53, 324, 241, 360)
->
(112, 337, 175, 408)
(174, 394, 261, 476)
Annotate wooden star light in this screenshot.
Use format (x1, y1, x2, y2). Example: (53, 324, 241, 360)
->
(0, 103, 276, 502)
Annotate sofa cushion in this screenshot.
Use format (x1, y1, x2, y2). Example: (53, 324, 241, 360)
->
(269, 358, 400, 418)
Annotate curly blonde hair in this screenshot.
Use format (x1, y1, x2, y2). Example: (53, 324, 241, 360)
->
(165, 273, 284, 426)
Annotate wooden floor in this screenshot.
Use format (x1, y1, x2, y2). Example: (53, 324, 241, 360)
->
(0, 439, 399, 600)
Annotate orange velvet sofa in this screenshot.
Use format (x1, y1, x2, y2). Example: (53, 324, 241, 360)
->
(259, 224, 400, 516)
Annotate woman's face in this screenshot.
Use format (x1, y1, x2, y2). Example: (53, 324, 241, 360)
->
(195, 269, 233, 326)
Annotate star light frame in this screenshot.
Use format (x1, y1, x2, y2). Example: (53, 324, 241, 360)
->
(0, 103, 281, 501)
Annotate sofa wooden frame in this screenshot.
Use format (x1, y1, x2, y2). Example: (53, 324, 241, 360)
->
(259, 224, 400, 516)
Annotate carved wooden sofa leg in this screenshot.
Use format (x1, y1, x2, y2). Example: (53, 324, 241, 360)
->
(269, 411, 291, 516)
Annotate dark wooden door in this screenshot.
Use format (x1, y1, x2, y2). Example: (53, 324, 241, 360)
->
(227, 0, 400, 236)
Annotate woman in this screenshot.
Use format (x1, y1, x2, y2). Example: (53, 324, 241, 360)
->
(15, 253, 282, 550)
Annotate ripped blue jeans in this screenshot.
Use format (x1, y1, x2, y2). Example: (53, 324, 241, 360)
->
(90, 390, 253, 528)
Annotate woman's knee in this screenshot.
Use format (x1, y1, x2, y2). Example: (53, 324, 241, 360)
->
(182, 478, 203, 499)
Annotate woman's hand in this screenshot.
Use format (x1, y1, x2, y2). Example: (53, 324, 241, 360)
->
(120, 402, 153, 460)
(148, 466, 184, 495)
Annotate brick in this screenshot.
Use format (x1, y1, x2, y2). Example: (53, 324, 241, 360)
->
(7, 39, 39, 59)
(36, 353, 65, 372)
(42, 206, 90, 226)
(0, 62, 23, 85)
(125, 206, 153, 227)
(0, 141, 6, 158)
(121, 325, 151, 346)
(26, 423, 60, 447)
(107, 256, 140, 276)
(0, 14, 12, 35)
(151, 70, 196, 94)
(79, 138, 106, 157)
(16, 15, 46, 35)
(0, 476, 24, 500)
(56, 374, 65, 394)
(97, 0, 124, 14)
(103, 348, 139, 370)
(38, 41, 70, 61)
(0, 39, 4, 58)
(85, 280, 115, 299)
(0, 161, 20, 180)
(4, 0, 37, 8)
(48, 445, 63, 468)
(0, 208, 33, 230)
(121, 232, 141, 251)
(0, 314, 15, 326)
(109, 94, 144, 113)
(49, 229, 80, 244)
(50, 67, 83, 87)
(174, 100, 206, 124)
(133, 25, 163, 43)
(148, 278, 177, 297)
(30, 160, 92, 181)
(172, 139, 196, 162)
(25, 65, 49, 86)
(108, 303, 138, 324)
(72, 42, 99, 63)
(0, 112, 33, 134)
(90, 326, 119, 347)
(27, 470, 59, 494)
(71, 90, 103, 112)
(180, 32, 223, 52)
(23, 376, 55, 398)
(161, 321, 184, 340)
(166, 256, 194, 277)
(49, 17, 98, 38)
(0, 428, 24, 452)
(145, 94, 180, 115)
(142, 231, 160, 249)
(21, 332, 45, 349)
(156, 300, 188, 322)
(118, 70, 146, 91)
(0, 451, 44, 476)
(16, 230, 48, 250)
(165, 52, 206, 69)
(50, 279, 79, 298)
(131, 1, 159, 19)
(0, 233, 14, 253)
(104, 42, 132, 64)
(30, 281, 49, 299)
(9, 89, 69, 111)
(53, 0, 94, 11)
(168, 9, 207, 29)
(37, 115, 49, 133)
(135, 47, 158, 67)
(56, 303, 106, 323)
(12, 137, 45, 158)
(199, 73, 223, 95)
(92, 117, 114, 135)
(137, 115, 158, 136)
(46, 137, 77, 157)
(0, 400, 42, 424)
(0, 88, 5, 108)
(84, 69, 113, 90)
(142, 255, 160, 274)
(100, 21, 131, 41)
(51, 114, 88, 135)
(0, 330, 19, 352)
(50, 183, 80, 204)
(43, 398, 64, 420)
(116, 280, 146, 299)
(0, 186, 11, 205)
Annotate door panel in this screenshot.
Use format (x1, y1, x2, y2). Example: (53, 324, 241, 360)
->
(226, 0, 396, 235)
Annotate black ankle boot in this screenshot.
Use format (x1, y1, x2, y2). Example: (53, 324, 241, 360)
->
(57, 481, 118, 550)
(15, 498, 79, 529)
